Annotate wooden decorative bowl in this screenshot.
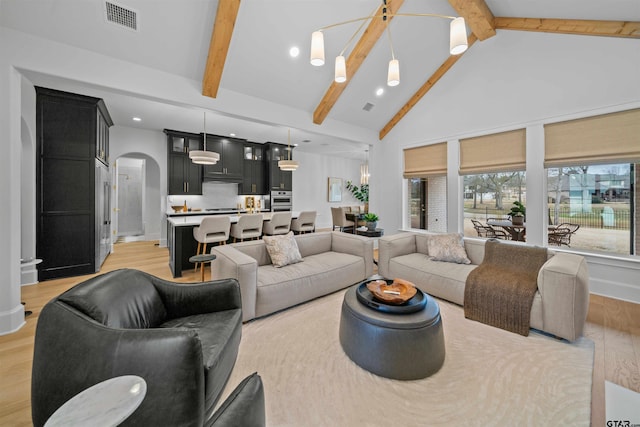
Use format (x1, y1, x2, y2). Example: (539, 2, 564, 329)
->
(366, 278, 417, 305)
(171, 205, 184, 213)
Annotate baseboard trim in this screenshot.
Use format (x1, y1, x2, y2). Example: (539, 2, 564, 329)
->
(0, 304, 26, 336)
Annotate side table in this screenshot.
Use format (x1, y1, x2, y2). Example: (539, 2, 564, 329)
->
(356, 228, 384, 238)
(45, 375, 146, 427)
(189, 253, 217, 281)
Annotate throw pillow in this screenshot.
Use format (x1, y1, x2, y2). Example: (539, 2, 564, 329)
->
(427, 233, 471, 265)
(263, 232, 303, 268)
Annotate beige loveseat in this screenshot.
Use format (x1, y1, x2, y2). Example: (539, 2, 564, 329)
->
(211, 231, 374, 322)
(378, 232, 590, 341)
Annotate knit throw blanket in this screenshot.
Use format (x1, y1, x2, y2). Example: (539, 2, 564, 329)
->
(464, 240, 548, 336)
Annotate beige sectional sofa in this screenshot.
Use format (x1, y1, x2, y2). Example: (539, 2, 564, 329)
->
(378, 232, 590, 341)
(211, 231, 374, 322)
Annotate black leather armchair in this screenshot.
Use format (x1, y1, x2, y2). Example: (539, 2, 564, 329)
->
(32, 269, 265, 427)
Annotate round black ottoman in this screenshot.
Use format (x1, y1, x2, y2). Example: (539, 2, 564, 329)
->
(339, 284, 445, 380)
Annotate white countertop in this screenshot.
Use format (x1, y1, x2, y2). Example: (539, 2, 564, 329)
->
(168, 212, 299, 227)
(165, 209, 270, 217)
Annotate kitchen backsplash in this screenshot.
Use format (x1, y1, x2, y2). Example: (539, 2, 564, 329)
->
(167, 182, 265, 211)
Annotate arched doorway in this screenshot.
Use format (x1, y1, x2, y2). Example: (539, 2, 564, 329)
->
(113, 153, 161, 243)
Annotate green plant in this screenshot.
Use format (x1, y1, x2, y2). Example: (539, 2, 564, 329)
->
(363, 212, 378, 222)
(509, 201, 526, 217)
(345, 181, 369, 203)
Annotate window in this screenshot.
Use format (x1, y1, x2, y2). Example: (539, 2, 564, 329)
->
(404, 143, 447, 232)
(463, 172, 526, 239)
(408, 177, 447, 232)
(547, 163, 634, 255)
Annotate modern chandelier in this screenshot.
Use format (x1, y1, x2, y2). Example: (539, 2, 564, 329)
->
(310, 1, 468, 86)
(278, 129, 299, 171)
(190, 112, 220, 165)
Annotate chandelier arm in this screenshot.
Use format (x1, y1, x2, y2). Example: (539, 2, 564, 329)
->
(386, 20, 396, 60)
(317, 12, 456, 33)
(337, 4, 380, 57)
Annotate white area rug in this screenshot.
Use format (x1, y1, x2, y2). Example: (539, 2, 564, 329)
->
(606, 381, 640, 426)
(221, 289, 594, 427)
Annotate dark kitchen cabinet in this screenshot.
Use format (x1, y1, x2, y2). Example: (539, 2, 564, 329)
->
(35, 87, 113, 280)
(202, 134, 244, 182)
(266, 143, 293, 191)
(241, 143, 266, 195)
(165, 130, 202, 195)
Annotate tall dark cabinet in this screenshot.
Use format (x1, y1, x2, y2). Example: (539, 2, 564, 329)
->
(36, 87, 113, 280)
(202, 134, 244, 182)
(165, 129, 203, 195)
(266, 143, 293, 191)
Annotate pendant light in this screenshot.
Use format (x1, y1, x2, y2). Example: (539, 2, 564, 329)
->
(189, 112, 220, 165)
(278, 129, 299, 171)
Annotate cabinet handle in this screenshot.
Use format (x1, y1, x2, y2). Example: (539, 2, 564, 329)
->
(252, 184, 256, 193)
(186, 182, 189, 193)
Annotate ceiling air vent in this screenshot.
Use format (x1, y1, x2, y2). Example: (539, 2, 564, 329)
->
(362, 103, 375, 112)
(104, 1, 138, 31)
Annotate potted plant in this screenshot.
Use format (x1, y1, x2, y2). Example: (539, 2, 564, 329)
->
(345, 181, 369, 212)
(509, 201, 526, 226)
(362, 212, 379, 230)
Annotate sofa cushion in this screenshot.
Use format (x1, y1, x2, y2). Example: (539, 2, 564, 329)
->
(255, 252, 364, 318)
(263, 232, 303, 267)
(388, 253, 477, 305)
(427, 233, 471, 265)
(59, 269, 167, 328)
(295, 231, 333, 258)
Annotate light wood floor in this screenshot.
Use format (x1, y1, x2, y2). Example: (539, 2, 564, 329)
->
(1, 240, 638, 426)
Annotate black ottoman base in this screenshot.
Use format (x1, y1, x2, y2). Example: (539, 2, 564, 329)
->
(339, 285, 445, 380)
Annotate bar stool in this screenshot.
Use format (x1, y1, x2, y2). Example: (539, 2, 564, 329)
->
(193, 216, 230, 273)
(291, 211, 317, 234)
(263, 212, 292, 236)
(230, 213, 263, 242)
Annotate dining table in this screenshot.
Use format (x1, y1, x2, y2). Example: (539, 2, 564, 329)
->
(486, 219, 527, 241)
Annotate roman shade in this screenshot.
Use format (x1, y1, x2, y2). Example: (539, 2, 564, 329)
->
(544, 108, 640, 167)
(403, 142, 447, 178)
(459, 129, 526, 174)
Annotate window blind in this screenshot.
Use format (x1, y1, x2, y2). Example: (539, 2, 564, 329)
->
(403, 142, 447, 178)
(544, 108, 640, 167)
(459, 129, 526, 174)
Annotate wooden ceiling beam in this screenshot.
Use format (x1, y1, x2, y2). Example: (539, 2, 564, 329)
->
(379, 34, 478, 140)
(202, 0, 241, 98)
(494, 17, 640, 39)
(447, 0, 496, 40)
(313, 0, 405, 125)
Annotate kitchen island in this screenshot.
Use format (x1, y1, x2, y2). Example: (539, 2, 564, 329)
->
(167, 212, 297, 277)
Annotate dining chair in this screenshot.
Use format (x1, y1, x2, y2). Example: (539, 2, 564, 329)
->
(331, 207, 355, 232)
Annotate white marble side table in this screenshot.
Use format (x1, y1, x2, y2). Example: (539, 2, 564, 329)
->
(45, 375, 146, 427)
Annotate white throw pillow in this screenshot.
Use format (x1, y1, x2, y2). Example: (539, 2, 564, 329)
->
(427, 233, 471, 265)
(263, 232, 303, 268)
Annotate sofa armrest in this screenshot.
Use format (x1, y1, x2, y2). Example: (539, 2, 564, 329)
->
(211, 245, 259, 322)
(32, 302, 206, 427)
(537, 253, 590, 341)
(152, 276, 242, 319)
(378, 232, 417, 278)
(330, 231, 374, 278)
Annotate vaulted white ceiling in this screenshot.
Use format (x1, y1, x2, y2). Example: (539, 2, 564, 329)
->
(1, 0, 638, 156)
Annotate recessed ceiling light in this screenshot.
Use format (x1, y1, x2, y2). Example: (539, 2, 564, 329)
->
(230, 133, 236, 137)
(132, 117, 142, 122)
(289, 46, 300, 58)
(375, 88, 384, 97)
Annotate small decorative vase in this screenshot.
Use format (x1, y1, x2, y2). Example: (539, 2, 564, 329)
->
(366, 221, 377, 231)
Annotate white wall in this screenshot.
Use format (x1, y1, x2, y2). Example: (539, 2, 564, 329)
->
(372, 31, 640, 303)
(292, 151, 365, 230)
